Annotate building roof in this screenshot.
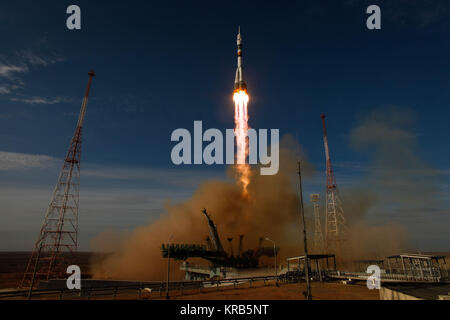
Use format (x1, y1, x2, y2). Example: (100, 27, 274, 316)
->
(382, 283, 450, 300)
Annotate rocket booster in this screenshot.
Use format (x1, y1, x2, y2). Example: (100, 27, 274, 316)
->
(234, 26, 247, 92)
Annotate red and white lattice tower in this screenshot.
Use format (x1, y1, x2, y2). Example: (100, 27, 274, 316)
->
(320, 113, 347, 253)
(21, 71, 95, 287)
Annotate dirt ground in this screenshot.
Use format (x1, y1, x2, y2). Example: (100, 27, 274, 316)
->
(0, 280, 380, 300)
(154, 281, 380, 300)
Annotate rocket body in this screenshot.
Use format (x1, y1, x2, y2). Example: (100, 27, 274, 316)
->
(232, 27, 250, 194)
(234, 27, 247, 92)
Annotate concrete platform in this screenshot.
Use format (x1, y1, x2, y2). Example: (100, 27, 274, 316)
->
(380, 282, 450, 300)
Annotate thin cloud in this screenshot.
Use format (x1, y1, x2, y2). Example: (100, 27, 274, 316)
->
(0, 150, 226, 188)
(0, 85, 13, 94)
(9, 96, 72, 105)
(15, 50, 65, 67)
(0, 151, 59, 170)
(0, 64, 27, 80)
(0, 48, 65, 96)
(0, 83, 22, 94)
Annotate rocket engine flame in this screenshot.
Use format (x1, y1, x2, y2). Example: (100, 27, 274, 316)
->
(233, 89, 250, 194)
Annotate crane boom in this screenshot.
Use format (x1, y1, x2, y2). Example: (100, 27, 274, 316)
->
(202, 208, 224, 252)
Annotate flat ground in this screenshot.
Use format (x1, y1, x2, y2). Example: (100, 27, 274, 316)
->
(0, 252, 92, 289)
(156, 281, 380, 300)
(0, 251, 448, 300)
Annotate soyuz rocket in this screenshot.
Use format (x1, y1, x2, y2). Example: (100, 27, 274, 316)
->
(234, 26, 247, 92)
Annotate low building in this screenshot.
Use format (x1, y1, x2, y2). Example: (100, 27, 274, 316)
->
(386, 253, 448, 282)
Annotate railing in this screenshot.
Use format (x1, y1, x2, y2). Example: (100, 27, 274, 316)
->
(3, 268, 446, 300)
(180, 264, 240, 274)
(0, 275, 280, 300)
(326, 270, 447, 282)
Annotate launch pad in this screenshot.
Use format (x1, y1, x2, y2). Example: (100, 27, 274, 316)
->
(161, 208, 279, 280)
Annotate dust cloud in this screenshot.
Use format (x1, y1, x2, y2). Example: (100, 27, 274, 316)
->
(90, 135, 312, 280)
(91, 107, 435, 280)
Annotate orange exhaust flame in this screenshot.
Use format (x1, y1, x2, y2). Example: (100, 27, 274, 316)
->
(233, 89, 250, 195)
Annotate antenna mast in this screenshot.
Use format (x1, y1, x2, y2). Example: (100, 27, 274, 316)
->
(21, 71, 95, 287)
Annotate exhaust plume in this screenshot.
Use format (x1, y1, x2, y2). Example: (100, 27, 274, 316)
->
(233, 89, 250, 195)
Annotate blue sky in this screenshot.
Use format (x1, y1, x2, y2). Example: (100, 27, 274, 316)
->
(0, 0, 449, 251)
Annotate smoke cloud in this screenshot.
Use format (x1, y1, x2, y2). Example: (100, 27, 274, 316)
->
(347, 107, 441, 251)
(91, 107, 437, 280)
(350, 107, 438, 208)
(90, 135, 314, 280)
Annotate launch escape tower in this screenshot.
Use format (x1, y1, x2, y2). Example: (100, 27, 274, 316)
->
(310, 194, 325, 253)
(21, 71, 95, 287)
(320, 114, 347, 254)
